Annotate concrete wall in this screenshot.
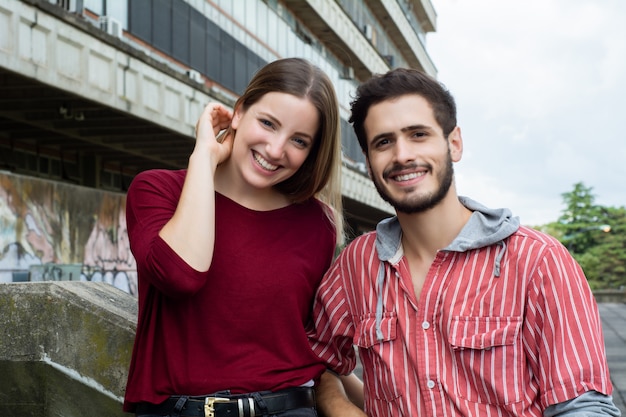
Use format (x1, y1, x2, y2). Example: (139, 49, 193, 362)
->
(0, 281, 136, 416)
(594, 289, 626, 304)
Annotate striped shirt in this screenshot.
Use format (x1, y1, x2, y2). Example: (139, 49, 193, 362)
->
(310, 220, 612, 416)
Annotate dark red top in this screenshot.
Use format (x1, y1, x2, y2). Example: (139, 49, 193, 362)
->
(123, 169, 335, 411)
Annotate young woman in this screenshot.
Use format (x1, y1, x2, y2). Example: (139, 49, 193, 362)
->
(123, 58, 344, 417)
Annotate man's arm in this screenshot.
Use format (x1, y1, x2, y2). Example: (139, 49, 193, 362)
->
(316, 370, 367, 417)
(529, 241, 619, 415)
(543, 390, 621, 416)
(339, 372, 365, 410)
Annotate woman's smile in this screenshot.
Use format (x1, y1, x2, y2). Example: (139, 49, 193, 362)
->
(252, 150, 280, 172)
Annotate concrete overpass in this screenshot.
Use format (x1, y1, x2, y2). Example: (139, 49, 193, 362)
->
(0, 0, 393, 233)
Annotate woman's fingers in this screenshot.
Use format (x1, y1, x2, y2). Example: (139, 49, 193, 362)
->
(196, 103, 232, 141)
(211, 105, 232, 135)
(194, 103, 234, 165)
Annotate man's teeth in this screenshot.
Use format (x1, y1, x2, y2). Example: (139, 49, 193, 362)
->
(394, 172, 424, 181)
(254, 152, 279, 171)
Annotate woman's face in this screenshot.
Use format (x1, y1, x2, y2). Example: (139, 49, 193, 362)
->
(229, 92, 319, 191)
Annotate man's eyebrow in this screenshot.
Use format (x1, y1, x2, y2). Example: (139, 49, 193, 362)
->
(370, 124, 433, 144)
(401, 124, 432, 133)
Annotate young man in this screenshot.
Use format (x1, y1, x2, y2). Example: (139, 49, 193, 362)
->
(309, 68, 620, 416)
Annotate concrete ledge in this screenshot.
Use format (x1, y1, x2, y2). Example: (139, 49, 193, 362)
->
(0, 282, 137, 416)
(594, 289, 626, 304)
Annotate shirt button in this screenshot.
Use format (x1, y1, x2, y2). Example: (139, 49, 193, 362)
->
(421, 321, 430, 330)
(427, 380, 436, 389)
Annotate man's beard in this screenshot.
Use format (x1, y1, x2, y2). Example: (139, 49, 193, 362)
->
(371, 151, 454, 214)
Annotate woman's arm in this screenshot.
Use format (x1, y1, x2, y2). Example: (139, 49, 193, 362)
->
(158, 104, 232, 271)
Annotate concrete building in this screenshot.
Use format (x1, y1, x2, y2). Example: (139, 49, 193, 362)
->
(0, 0, 437, 291)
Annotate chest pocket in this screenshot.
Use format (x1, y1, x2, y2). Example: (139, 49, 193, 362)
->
(448, 316, 524, 405)
(354, 312, 401, 402)
(355, 312, 397, 347)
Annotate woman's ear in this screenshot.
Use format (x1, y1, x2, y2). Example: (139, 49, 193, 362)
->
(231, 105, 243, 130)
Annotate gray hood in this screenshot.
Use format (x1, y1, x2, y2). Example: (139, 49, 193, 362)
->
(446, 196, 520, 251)
(375, 196, 520, 260)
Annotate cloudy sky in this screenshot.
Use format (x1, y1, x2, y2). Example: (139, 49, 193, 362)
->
(427, 0, 626, 226)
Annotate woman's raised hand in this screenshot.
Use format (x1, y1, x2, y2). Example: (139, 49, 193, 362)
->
(194, 103, 234, 167)
(161, 103, 233, 270)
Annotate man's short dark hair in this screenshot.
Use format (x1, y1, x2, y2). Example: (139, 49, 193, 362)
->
(349, 68, 457, 154)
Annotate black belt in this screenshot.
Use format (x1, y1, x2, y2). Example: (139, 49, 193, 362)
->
(135, 387, 315, 417)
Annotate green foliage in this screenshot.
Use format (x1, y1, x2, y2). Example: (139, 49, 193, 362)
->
(557, 182, 610, 253)
(548, 182, 626, 290)
(582, 207, 626, 289)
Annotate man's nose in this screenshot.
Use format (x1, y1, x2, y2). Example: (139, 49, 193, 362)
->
(394, 137, 415, 164)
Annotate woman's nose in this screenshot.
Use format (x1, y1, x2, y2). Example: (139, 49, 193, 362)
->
(265, 136, 287, 160)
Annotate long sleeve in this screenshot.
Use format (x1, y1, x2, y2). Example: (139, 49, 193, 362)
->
(126, 169, 209, 297)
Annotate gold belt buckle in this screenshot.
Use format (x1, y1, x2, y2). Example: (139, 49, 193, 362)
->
(204, 397, 230, 417)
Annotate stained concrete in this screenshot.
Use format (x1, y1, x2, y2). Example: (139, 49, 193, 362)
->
(0, 282, 137, 416)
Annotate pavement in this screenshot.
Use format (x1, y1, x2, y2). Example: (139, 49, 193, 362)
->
(599, 302, 626, 415)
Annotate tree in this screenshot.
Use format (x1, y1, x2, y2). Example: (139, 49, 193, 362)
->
(549, 182, 626, 290)
(581, 207, 626, 290)
(556, 182, 610, 254)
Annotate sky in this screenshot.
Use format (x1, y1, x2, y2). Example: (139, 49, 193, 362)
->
(427, 0, 626, 226)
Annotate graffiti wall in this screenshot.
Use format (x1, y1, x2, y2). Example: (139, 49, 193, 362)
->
(0, 171, 137, 295)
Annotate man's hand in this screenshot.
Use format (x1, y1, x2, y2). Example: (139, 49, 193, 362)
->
(316, 370, 367, 417)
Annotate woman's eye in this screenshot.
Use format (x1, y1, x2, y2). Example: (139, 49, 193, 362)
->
(292, 137, 309, 148)
(260, 119, 274, 128)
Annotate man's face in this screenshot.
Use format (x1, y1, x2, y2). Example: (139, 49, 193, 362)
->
(364, 94, 461, 214)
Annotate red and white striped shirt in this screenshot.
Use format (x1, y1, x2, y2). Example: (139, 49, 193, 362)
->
(310, 215, 612, 416)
